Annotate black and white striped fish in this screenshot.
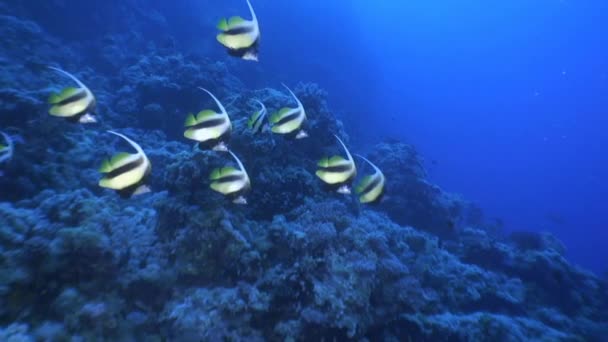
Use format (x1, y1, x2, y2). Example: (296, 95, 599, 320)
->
(0, 131, 13, 164)
(47, 67, 97, 124)
(247, 100, 268, 134)
(0, 131, 13, 177)
(316, 135, 357, 194)
(98, 131, 151, 198)
(216, 0, 261, 61)
(354, 154, 386, 204)
(184, 87, 232, 152)
(209, 150, 251, 204)
(270, 84, 308, 139)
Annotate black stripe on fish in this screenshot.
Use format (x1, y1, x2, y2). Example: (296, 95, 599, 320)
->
(66, 113, 88, 123)
(252, 111, 265, 130)
(196, 130, 232, 150)
(66, 109, 95, 122)
(363, 183, 386, 205)
(227, 39, 259, 57)
(117, 179, 146, 199)
(105, 156, 144, 179)
(214, 174, 246, 184)
(63, 99, 96, 121)
(56, 90, 88, 106)
(319, 163, 354, 173)
(360, 175, 382, 196)
(275, 110, 302, 126)
(226, 25, 255, 36)
(190, 117, 227, 130)
(227, 186, 250, 199)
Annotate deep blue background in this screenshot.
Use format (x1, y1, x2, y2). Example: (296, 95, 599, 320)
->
(233, 0, 608, 273)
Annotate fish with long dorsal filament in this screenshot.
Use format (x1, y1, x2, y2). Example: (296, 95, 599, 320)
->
(98, 131, 152, 198)
(0, 131, 14, 176)
(0, 131, 14, 164)
(209, 150, 251, 205)
(270, 84, 308, 139)
(216, 0, 261, 61)
(184, 87, 232, 152)
(47, 66, 97, 124)
(354, 154, 386, 204)
(247, 99, 268, 134)
(316, 134, 357, 194)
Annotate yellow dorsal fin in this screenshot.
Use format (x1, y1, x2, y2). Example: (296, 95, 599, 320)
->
(197, 110, 217, 121)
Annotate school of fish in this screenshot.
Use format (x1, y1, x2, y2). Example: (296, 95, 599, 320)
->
(0, 0, 385, 206)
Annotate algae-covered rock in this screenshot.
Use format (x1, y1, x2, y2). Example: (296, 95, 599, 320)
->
(0, 323, 34, 342)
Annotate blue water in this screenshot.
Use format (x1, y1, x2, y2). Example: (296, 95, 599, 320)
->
(1, 0, 607, 339)
(248, 0, 608, 273)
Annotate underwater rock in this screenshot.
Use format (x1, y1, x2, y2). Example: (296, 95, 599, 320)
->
(32, 321, 66, 341)
(398, 312, 580, 341)
(509, 230, 567, 255)
(161, 149, 216, 203)
(1, 128, 606, 341)
(0, 2, 606, 340)
(163, 285, 269, 341)
(366, 141, 475, 237)
(0, 323, 33, 342)
(116, 52, 244, 135)
(250, 165, 319, 220)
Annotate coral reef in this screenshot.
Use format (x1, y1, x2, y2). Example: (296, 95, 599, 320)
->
(0, 4, 606, 341)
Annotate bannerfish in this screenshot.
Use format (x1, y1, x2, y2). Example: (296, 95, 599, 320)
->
(247, 100, 268, 134)
(0, 131, 13, 176)
(184, 87, 232, 152)
(316, 134, 357, 194)
(216, 0, 261, 61)
(98, 131, 152, 198)
(47, 66, 97, 124)
(0, 131, 14, 164)
(354, 154, 386, 204)
(209, 150, 251, 205)
(270, 84, 308, 139)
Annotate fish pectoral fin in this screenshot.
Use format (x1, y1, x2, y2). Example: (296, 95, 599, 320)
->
(337, 185, 352, 195)
(233, 196, 248, 205)
(79, 113, 97, 124)
(132, 185, 151, 196)
(213, 142, 229, 152)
